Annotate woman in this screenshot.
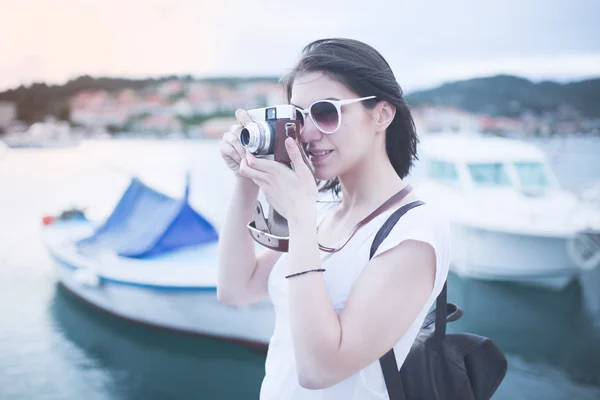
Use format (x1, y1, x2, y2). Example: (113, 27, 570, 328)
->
(217, 38, 450, 399)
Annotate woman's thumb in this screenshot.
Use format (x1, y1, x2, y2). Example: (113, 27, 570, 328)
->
(235, 109, 253, 126)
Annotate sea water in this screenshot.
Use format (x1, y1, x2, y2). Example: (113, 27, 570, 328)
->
(1, 136, 599, 399)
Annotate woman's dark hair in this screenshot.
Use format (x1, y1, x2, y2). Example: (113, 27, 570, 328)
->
(281, 38, 418, 196)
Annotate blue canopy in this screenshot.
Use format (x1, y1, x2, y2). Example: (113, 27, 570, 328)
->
(77, 175, 218, 258)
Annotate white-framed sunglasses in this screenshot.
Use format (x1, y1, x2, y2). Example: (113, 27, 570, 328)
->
(295, 95, 377, 134)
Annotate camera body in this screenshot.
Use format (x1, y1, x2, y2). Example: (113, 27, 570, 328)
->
(239, 104, 301, 164)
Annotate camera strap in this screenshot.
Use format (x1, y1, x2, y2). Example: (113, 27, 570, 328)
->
(247, 184, 413, 253)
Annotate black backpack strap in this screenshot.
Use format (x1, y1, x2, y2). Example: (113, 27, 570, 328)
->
(369, 201, 424, 259)
(380, 350, 406, 400)
(434, 283, 448, 342)
(370, 200, 424, 400)
(421, 301, 463, 329)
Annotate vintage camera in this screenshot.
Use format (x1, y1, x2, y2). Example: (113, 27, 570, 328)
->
(240, 104, 304, 250)
(239, 104, 301, 164)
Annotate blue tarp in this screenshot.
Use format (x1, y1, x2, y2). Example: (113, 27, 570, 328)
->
(77, 175, 218, 258)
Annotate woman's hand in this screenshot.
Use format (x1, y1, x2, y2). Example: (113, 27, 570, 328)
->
(219, 109, 251, 177)
(238, 137, 318, 225)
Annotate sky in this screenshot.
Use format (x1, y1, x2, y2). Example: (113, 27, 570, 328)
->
(1, 0, 599, 93)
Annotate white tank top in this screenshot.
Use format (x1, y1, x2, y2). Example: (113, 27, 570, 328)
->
(260, 197, 451, 400)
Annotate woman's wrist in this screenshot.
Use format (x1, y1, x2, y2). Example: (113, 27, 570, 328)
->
(234, 174, 259, 196)
(287, 209, 320, 275)
(287, 207, 318, 234)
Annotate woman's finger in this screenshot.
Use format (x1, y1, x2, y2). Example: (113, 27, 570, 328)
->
(235, 109, 253, 126)
(245, 152, 278, 173)
(223, 131, 246, 160)
(229, 124, 242, 137)
(285, 137, 313, 181)
(239, 158, 269, 181)
(219, 139, 242, 163)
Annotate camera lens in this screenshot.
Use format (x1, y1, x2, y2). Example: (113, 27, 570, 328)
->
(238, 121, 274, 155)
(240, 128, 250, 146)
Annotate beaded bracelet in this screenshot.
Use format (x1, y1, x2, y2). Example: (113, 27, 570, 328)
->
(285, 269, 326, 279)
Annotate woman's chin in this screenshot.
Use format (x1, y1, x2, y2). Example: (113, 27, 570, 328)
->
(313, 167, 336, 181)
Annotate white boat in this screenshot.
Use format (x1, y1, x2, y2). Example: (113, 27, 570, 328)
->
(2, 116, 79, 148)
(412, 133, 582, 290)
(42, 176, 274, 348)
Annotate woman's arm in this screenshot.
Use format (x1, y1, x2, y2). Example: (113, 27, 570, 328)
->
(286, 215, 436, 390)
(216, 176, 282, 306)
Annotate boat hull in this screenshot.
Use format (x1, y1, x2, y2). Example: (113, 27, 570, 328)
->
(450, 223, 577, 290)
(43, 220, 275, 348)
(50, 254, 274, 348)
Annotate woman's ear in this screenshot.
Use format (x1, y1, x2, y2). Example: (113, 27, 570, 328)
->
(374, 101, 396, 132)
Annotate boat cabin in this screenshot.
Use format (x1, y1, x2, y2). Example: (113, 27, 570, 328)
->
(419, 134, 560, 193)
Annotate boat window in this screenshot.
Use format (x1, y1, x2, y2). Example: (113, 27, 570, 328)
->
(428, 160, 459, 183)
(467, 163, 511, 186)
(513, 162, 550, 188)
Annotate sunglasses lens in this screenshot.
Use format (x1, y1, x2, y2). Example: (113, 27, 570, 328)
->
(295, 109, 305, 130)
(310, 101, 339, 133)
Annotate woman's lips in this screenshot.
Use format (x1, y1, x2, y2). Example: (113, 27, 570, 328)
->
(308, 150, 334, 163)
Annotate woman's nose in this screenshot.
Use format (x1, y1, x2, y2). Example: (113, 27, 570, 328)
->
(300, 117, 323, 143)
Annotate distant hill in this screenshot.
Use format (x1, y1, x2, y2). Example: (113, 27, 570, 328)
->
(0, 74, 280, 123)
(405, 75, 600, 118)
(1, 73, 599, 124)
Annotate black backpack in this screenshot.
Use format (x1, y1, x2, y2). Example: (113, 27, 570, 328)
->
(370, 201, 508, 400)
